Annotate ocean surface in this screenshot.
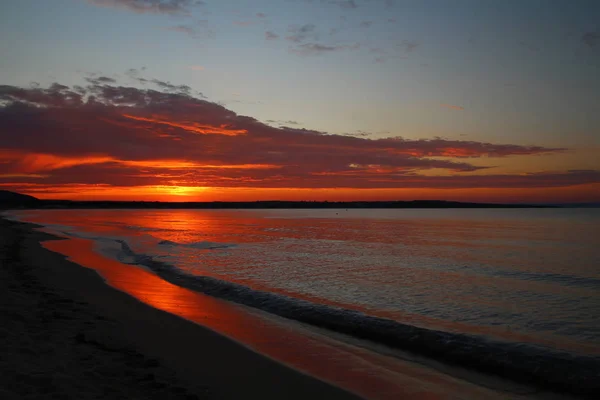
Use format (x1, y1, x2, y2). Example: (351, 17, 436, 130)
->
(7, 208, 600, 393)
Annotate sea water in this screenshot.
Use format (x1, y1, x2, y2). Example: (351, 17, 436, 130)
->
(8, 208, 600, 392)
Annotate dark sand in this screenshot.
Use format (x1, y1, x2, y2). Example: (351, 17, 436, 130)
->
(0, 217, 360, 399)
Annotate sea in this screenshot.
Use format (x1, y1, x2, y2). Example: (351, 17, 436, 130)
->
(6, 208, 600, 395)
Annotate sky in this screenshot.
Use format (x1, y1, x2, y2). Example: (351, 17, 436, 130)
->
(0, 0, 599, 203)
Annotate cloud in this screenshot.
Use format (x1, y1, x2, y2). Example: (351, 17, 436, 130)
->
(582, 31, 599, 48)
(265, 31, 279, 40)
(440, 104, 465, 111)
(291, 42, 359, 55)
(343, 130, 373, 137)
(86, 0, 202, 15)
(369, 47, 386, 55)
(85, 76, 117, 85)
(165, 22, 214, 39)
(233, 21, 255, 27)
(125, 67, 147, 78)
(286, 24, 318, 43)
(148, 79, 193, 94)
(121, 114, 247, 135)
(166, 25, 195, 35)
(299, 0, 394, 11)
(0, 81, 576, 192)
(291, 43, 344, 55)
(329, 0, 357, 9)
(122, 68, 203, 96)
(266, 119, 302, 126)
(368, 47, 388, 63)
(256, 13, 267, 18)
(398, 40, 419, 53)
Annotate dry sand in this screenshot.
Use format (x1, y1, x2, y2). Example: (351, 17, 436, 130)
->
(0, 217, 359, 400)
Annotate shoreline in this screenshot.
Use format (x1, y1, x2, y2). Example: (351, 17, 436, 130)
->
(1, 215, 588, 399)
(0, 217, 360, 399)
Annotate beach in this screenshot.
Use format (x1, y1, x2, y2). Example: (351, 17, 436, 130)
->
(1, 0, 598, 397)
(0, 217, 360, 399)
(2, 211, 596, 400)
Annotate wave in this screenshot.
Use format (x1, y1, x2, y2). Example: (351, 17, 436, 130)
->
(445, 264, 600, 290)
(114, 240, 600, 397)
(493, 269, 600, 289)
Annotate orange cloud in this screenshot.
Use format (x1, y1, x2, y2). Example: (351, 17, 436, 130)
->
(0, 151, 114, 173)
(0, 81, 593, 202)
(121, 160, 278, 170)
(122, 114, 248, 136)
(0, 150, 277, 173)
(0, 173, 48, 178)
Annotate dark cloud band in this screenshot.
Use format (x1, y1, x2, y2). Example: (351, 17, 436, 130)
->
(0, 81, 580, 191)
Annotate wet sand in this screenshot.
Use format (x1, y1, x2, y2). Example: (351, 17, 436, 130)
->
(0, 217, 359, 399)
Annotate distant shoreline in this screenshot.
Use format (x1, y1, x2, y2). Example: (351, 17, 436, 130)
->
(1, 199, 562, 210)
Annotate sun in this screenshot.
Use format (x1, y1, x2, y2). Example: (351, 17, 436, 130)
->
(165, 186, 206, 196)
(145, 185, 208, 200)
(168, 186, 191, 196)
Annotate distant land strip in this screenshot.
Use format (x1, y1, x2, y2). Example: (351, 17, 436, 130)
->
(0, 200, 556, 210)
(4, 190, 598, 209)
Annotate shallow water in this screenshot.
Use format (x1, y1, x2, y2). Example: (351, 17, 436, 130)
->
(43, 237, 515, 400)
(9, 208, 600, 393)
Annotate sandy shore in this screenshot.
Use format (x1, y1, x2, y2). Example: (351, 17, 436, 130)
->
(0, 217, 360, 400)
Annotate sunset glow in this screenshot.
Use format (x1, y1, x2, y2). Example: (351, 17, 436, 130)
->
(0, 0, 598, 203)
(121, 114, 248, 136)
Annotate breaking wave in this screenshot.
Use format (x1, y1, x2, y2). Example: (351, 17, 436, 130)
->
(114, 239, 599, 397)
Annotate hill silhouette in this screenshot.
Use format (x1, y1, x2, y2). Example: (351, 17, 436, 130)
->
(0, 190, 556, 209)
(0, 190, 39, 204)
